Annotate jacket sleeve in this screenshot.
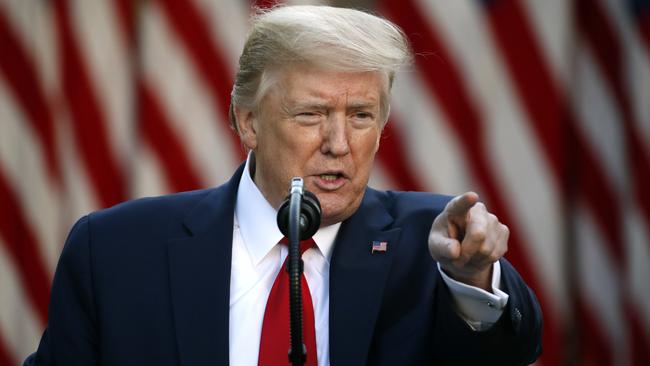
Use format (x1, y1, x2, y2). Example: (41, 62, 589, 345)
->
(24, 215, 99, 366)
(431, 257, 543, 365)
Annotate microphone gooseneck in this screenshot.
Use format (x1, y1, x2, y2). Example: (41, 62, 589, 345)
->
(276, 178, 321, 366)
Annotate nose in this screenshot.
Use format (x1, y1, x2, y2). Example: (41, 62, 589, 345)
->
(321, 112, 350, 157)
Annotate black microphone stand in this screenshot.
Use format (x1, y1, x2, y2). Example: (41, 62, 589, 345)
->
(277, 177, 321, 366)
(288, 179, 305, 366)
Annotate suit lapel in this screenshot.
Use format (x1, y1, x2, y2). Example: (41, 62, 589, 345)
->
(329, 189, 402, 365)
(167, 165, 244, 366)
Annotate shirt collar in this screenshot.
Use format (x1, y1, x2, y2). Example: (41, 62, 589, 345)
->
(235, 154, 340, 265)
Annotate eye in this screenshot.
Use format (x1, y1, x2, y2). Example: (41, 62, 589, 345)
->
(350, 111, 376, 127)
(294, 111, 322, 125)
(354, 112, 373, 119)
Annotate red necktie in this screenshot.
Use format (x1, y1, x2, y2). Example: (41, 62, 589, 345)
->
(258, 238, 318, 365)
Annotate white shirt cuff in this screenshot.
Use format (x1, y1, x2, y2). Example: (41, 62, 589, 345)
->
(437, 261, 509, 331)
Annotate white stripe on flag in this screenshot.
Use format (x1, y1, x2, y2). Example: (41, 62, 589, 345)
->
(0, 78, 62, 273)
(69, 0, 134, 167)
(391, 71, 475, 194)
(576, 206, 630, 364)
(0, 237, 42, 366)
(141, 2, 239, 187)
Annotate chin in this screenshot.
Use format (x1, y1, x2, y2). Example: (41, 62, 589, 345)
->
(320, 205, 357, 227)
(316, 191, 364, 224)
(318, 205, 341, 224)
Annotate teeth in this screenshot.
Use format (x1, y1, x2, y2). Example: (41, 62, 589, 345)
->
(320, 174, 338, 181)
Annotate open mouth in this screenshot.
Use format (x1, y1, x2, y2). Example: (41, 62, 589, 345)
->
(313, 172, 347, 190)
(319, 173, 343, 181)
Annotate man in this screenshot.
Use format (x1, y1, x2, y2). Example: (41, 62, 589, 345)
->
(25, 5, 541, 366)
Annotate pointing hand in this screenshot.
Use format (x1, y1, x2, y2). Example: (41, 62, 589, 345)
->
(428, 192, 509, 291)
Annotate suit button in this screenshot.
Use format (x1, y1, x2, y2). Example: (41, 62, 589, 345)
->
(512, 307, 522, 331)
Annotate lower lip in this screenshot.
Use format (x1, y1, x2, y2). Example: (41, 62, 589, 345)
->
(313, 175, 346, 191)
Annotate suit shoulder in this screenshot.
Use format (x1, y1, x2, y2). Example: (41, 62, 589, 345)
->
(366, 188, 453, 225)
(369, 188, 452, 213)
(84, 187, 232, 241)
(92, 188, 212, 222)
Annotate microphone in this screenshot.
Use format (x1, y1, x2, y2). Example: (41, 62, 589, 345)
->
(275, 178, 321, 366)
(277, 179, 321, 240)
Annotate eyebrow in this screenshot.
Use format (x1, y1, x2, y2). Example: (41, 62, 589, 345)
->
(288, 99, 378, 109)
(291, 102, 330, 110)
(346, 101, 378, 110)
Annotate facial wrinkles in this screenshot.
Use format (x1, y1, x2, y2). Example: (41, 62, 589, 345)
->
(251, 67, 385, 225)
(261, 65, 389, 121)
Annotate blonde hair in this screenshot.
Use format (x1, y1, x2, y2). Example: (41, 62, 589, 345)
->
(229, 5, 412, 130)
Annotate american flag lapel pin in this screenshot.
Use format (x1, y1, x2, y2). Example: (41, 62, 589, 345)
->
(371, 240, 388, 254)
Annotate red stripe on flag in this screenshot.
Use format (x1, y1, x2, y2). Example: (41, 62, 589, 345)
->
(53, 0, 127, 208)
(633, 3, 650, 54)
(626, 302, 650, 365)
(137, 81, 203, 192)
(478, 0, 566, 177)
(114, 0, 136, 44)
(0, 9, 60, 182)
(0, 170, 50, 326)
(157, 0, 245, 162)
(480, 0, 641, 362)
(480, 0, 628, 260)
(377, 120, 425, 191)
(0, 331, 16, 366)
(381, 1, 562, 364)
(567, 120, 624, 259)
(576, 0, 650, 233)
(575, 296, 613, 365)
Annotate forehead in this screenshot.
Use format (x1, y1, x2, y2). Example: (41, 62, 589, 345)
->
(273, 65, 386, 105)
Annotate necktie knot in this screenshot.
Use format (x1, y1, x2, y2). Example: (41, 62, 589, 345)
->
(279, 237, 316, 256)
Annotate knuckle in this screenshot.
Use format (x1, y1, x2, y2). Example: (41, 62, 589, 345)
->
(470, 229, 486, 242)
(427, 242, 441, 257)
(428, 238, 443, 255)
(453, 256, 468, 268)
(488, 252, 501, 263)
(497, 241, 508, 257)
(478, 244, 492, 257)
(501, 225, 510, 241)
(446, 197, 460, 209)
(428, 230, 438, 241)
(428, 247, 439, 260)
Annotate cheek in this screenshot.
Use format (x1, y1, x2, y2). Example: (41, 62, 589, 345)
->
(259, 126, 321, 183)
(352, 131, 381, 167)
(283, 130, 323, 164)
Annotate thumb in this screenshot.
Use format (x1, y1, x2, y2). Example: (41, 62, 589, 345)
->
(428, 233, 461, 261)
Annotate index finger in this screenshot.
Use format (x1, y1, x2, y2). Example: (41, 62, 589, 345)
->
(444, 191, 480, 219)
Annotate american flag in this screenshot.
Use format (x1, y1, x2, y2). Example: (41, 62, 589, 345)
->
(372, 241, 388, 253)
(0, 0, 648, 365)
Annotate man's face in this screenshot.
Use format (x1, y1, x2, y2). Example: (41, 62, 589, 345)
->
(237, 65, 385, 227)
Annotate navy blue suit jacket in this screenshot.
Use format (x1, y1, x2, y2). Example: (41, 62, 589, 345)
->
(25, 164, 542, 365)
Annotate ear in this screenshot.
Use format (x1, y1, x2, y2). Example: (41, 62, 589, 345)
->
(233, 106, 258, 150)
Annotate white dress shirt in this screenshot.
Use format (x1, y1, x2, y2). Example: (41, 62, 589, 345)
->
(229, 158, 509, 365)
